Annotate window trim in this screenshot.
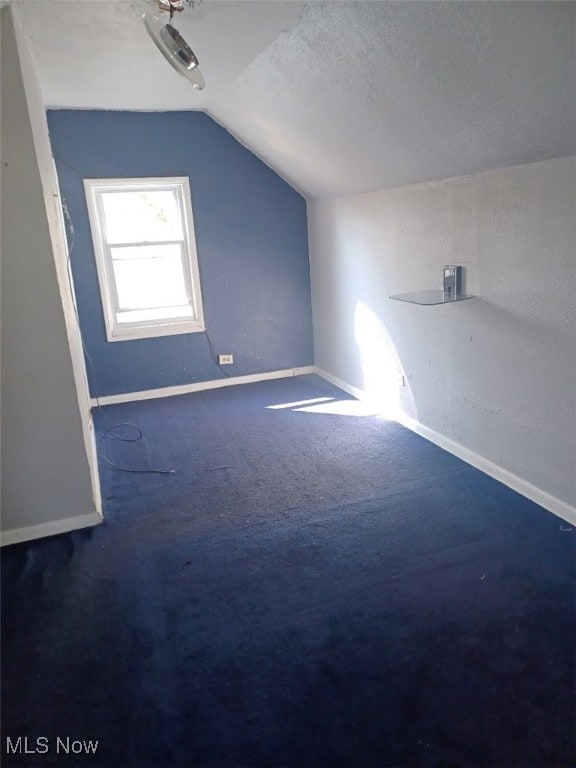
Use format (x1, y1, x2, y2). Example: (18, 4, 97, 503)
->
(83, 176, 205, 342)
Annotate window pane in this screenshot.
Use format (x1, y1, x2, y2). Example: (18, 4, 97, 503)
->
(111, 244, 190, 311)
(102, 189, 184, 243)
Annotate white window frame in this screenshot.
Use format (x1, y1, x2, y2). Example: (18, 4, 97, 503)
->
(84, 176, 205, 342)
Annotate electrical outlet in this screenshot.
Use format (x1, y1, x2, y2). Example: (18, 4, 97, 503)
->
(218, 354, 234, 365)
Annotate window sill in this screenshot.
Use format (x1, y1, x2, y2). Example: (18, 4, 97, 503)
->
(106, 320, 205, 343)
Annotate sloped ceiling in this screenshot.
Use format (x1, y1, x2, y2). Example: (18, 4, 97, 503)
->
(12, 0, 576, 197)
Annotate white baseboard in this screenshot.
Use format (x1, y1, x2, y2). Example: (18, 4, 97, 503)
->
(314, 366, 576, 526)
(90, 366, 315, 407)
(313, 367, 366, 401)
(0, 511, 103, 547)
(396, 413, 576, 526)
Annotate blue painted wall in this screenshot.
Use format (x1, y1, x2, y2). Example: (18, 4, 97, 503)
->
(47, 110, 313, 398)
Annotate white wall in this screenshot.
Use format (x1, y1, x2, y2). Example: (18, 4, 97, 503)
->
(11, 4, 102, 516)
(1, 5, 101, 543)
(309, 156, 576, 515)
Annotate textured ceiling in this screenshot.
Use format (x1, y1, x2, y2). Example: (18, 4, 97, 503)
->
(13, 0, 306, 109)
(208, 1, 576, 196)
(12, 0, 576, 197)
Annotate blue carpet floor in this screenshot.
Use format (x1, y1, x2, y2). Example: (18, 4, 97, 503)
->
(2, 374, 575, 767)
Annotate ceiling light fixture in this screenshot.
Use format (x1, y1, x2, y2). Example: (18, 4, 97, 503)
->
(143, 0, 205, 90)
